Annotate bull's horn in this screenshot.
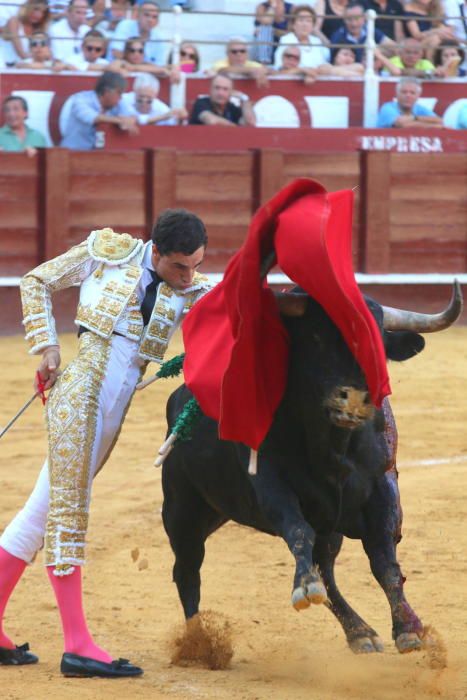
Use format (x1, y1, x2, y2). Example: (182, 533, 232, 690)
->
(382, 280, 463, 332)
(274, 292, 308, 317)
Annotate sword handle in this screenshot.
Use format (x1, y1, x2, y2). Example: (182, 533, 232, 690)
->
(36, 371, 47, 405)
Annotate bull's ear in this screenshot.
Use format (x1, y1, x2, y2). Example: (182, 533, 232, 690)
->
(385, 331, 425, 361)
(274, 292, 308, 317)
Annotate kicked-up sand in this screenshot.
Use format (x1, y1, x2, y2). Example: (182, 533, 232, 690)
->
(0, 328, 466, 700)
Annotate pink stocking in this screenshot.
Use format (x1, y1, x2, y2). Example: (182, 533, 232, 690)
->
(0, 546, 27, 649)
(47, 565, 112, 663)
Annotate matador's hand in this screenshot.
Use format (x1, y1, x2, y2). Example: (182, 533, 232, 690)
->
(36, 346, 61, 391)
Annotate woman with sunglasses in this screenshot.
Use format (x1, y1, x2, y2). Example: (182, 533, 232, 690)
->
(3, 0, 50, 64)
(15, 31, 73, 71)
(116, 37, 180, 81)
(274, 5, 330, 70)
(167, 41, 200, 73)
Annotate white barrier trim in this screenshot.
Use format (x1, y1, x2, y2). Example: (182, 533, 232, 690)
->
(2, 273, 467, 288)
(203, 273, 467, 286)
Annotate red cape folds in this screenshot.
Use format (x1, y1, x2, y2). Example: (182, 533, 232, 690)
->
(183, 178, 391, 450)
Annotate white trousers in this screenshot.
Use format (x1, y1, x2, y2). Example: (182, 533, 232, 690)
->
(0, 334, 145, 565)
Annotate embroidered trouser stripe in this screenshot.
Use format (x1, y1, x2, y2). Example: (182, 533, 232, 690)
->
(0, 335, 145, 571)
(45, 333, 112, 574)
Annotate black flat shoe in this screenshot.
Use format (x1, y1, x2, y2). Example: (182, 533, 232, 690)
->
(0, 643, 39, 665)
(60, 653, 143, 678)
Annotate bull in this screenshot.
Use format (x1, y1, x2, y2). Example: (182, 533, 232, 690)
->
(161, 284, 461, 655)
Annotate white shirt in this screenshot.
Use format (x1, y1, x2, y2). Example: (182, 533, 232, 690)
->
(109, 19, 166, 64)
(49, 18, 89, 61)
(121, 92, 176, 125)
(63, 52, 109, 70)
(442, 0, 467, 41)
(138, 240, 156, 302)
(274, 32, 330, 69)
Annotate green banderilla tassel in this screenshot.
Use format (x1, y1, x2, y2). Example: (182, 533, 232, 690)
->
(137, 353, 185, 391)
(154, 397, 203, 466)
(156, 353, 185, 379)
(173, 397, 202, 441)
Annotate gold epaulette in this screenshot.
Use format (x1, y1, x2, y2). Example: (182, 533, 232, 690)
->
(191, 271, 212, 289)
(88, 228, 144, 266)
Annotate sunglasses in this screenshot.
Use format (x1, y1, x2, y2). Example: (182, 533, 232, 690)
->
(180, 49, 196, 59)
(284, 52, 300, 59)
(84, 45, 103, 52)
(229, 48, 246, 54)
(136, 96, 153, 103)
(30, 39, 48, 47)
(128, 47, 144, 53)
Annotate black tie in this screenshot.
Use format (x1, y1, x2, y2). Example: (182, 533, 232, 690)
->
(140, 270, 161, 326)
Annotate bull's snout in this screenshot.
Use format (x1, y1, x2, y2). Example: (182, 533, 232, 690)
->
(324, 386, 374, 429)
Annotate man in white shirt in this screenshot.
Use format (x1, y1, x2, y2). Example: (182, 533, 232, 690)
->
(49, 0, 90, 61)
(64, 29, 110, 71)
(121, 73, 187, 125)
(109, 0, 165, 65)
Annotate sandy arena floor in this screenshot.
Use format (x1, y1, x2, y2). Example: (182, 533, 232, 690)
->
(0, 328, 466, 700)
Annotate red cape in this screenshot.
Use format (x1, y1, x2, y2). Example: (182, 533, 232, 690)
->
(183, 178, 391, 450)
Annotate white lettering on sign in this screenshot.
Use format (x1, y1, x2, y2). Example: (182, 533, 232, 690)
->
(360, 135, 444, 153)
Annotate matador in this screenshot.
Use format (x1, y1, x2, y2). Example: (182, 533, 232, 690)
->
(0, 209, 211, 677)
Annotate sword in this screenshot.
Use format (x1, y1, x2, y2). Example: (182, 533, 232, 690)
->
(0, 372, 47, 440)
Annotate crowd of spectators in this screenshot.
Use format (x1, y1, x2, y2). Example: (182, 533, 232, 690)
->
(0, 0, 465, 148)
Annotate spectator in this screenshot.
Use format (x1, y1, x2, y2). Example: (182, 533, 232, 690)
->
(116, 36, 178, 80)
(387, 37, 436, 76)
(372, 45, 402, 74)
(403, 0, 455, 58)
(3, 0, 50, 64)
(274, 5, 331, 69)
(433, 40, 466, 75)
(16, 30, 74, 70)
(60, 70, 138, 149)
(364, 0, 405, 41)
(63, 28, 110, 70)
(376, 76, 444, 128)
(252, 3, 276, 64)
(0, 95, 47, 154)
(442, 0, 467, 44)
(255, 0, 294, 49)
(273, 44, 319, 81)
(93, 0, 129, 43)
(317, 0, 349, 41)
(121, 73, 187, 124)
(189, 73, 256, 127)
(210, 37, 270, 87)
(110, 1, 165, 65)
(167, 41, 200, 73)
(49, 0, 90, 61)
(317, 45, 365, 75)
(455, 102, 467, 128)
(330, 2, 393, 62)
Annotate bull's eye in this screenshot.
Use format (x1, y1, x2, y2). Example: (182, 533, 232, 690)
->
(339, 390, 348, 400)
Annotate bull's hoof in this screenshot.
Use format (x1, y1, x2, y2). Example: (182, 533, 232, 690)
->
(395, 632, 423, 654)
(349, 635, 384, 654)
(292, 580, 327, 611)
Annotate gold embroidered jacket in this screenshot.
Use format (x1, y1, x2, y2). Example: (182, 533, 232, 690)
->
(20, 228, 212, 363)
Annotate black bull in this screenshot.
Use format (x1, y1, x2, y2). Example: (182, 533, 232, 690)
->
(161, 287, 461, 655)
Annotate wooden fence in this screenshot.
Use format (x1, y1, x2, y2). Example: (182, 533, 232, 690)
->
(1, 148, 466, 277)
